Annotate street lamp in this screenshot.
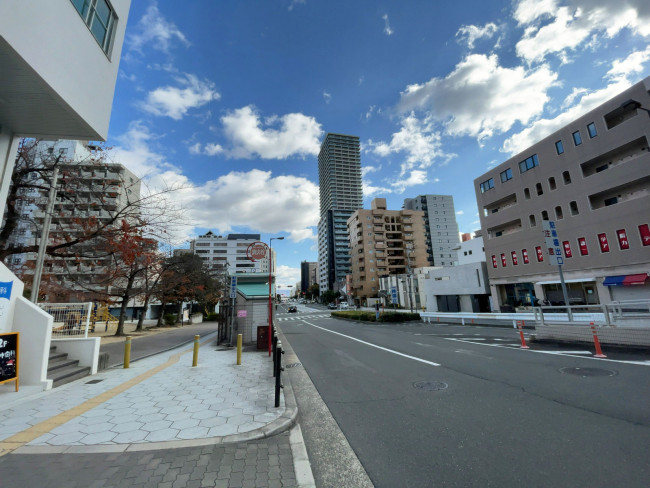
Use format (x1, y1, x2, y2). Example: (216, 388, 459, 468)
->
(620, 99, 650, 117)
(268, 236, 284, 356)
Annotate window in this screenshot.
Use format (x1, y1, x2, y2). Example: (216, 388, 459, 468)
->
(548, 177, 556, 190)
(587, 122, 597, 138)
(569, 201, 579, 216)
(604, 196, 618, 206)
(541, 210, 549, 221)
(500, 168, 512, 183)
(563, 171, 572, 185)
(529, 214, 536, 227)
(480, 178, 494, 193)
(555, 140, 564, 155)
(572, 130, 582, 146)
(518, 154, 539, 173)
(536, 183, 543, 196)
(524, 188, 531, 199)
(555, 205, 563, 220)
(70, 0, 118, 55)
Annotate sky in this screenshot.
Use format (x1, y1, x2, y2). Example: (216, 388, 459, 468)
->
(105, 0, 650, 291)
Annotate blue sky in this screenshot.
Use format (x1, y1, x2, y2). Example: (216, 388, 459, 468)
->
(106, 0, 650, 290)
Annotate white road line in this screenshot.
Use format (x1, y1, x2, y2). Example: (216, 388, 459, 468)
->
(302, 321, 440, 367)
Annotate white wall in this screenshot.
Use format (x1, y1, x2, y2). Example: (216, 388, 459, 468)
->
(457, 237, 485, 265)
(51, 337, 100, 375)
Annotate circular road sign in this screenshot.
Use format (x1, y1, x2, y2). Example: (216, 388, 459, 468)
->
(247, 241, 269, 262)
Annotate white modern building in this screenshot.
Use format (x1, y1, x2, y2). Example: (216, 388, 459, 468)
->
(0, 0, 131, 389)
(190, 232, 272, 274)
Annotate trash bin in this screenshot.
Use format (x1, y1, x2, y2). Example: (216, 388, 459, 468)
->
(257, 326, 269, 350)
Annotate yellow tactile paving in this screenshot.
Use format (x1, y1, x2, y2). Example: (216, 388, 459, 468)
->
(0, 338, 213, 457)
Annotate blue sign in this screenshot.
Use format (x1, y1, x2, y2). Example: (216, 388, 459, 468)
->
(0, 282, 12, 301)
(230, 276, 237, 299)
(391, 287, 397, 302)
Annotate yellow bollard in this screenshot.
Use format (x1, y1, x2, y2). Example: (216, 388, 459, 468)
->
(123, 336, 132, 369)
(236, 333, 242, 365)
(192, 335, 200, 367)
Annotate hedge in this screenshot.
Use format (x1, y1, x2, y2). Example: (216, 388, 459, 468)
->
(331, 311, 421, 323)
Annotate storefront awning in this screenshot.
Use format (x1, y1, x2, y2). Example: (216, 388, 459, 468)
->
(622, 274, 649, 286)
(603, 275, 626, 286)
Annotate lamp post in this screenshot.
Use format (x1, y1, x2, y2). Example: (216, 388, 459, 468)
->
(620, 99, 650, 117)
(268, 236, 284, 356)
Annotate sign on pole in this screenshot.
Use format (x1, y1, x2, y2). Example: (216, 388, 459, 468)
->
(542, 220, 563, 266)
(391, 287, 398, 303)
(230, 276, 237, 298)
(247, 241, 269, 262)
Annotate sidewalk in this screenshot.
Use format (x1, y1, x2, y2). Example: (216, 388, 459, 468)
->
(0, 331, 314, 487)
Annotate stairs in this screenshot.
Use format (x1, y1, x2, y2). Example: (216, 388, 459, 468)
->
(48, 346, 91, 387)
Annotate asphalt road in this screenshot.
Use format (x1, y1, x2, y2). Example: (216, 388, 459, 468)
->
(278, 310, 650, 488)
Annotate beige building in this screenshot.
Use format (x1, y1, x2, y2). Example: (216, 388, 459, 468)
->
(347, 198, 428, 303)
(474, 77, 650, 311)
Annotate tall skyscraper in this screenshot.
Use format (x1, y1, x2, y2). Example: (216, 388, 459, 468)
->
(317, 133, 363, 293)
(403, 194, 461, 266)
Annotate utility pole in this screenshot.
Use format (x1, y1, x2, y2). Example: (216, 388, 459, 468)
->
(31, 167, 59, 303)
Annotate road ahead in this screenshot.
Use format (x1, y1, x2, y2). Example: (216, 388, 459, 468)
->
(278, 309, 650, 487)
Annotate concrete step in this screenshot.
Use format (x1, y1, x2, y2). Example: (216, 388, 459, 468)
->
(50, 365, 92, 388)
(48, 357, 80, 372)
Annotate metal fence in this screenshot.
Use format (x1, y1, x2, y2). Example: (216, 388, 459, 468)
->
(38, 302, 93, 338)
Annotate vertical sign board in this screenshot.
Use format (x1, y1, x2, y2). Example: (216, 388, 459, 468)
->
(391, 287, 398, 303)
(0, 332, 19, 392)
(0, 281, 13, 331)
(542, 220, 563, 266)
(230, 276, 237, 299)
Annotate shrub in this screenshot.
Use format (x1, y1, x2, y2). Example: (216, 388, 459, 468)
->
(378, 312, 421, 323)
(204, 312, 218, 322)
(164, 313, 177, 326)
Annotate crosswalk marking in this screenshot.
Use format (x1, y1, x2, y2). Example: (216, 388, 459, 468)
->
(278, 314, 331, 321)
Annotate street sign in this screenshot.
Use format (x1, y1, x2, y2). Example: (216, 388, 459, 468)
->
(230, 276, 237, 298)
(391, 287, 397, 302)
(247, 241, 269, 262)
(542, 220, 563, 266)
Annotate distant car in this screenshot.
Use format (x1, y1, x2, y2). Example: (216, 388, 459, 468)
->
(328, 303, 337, 310)
(288, 305, 298, 313)
(339, 302, 349, 309)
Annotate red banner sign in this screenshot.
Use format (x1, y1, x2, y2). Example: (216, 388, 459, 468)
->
(491, 255, 498, 268)
(578, 237, 588, 255)
(522, 249, 529, 264)
(511, 251, 518, 265)
(535, 246, 543, 262)
(501, 253, 507, 267)
(597, 233, 610, 253)
(247, 241, 269, 261)
(563, 241, 572, 258)
(639, 224, 650, 247)
(616, 229, 629, 250)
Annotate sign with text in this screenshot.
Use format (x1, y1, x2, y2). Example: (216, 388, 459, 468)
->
(237, 310, 247, 317)
(563, 241, 572, 258)
(247, 241, 269, 262)
(542, 221, 563, 265)
(511, 251, 518, 266)
(616, 229, 629, 250)
(230, 276, 237, 298)
(578, 237, 589, 255)
(597, 233, 610, 253)
(391, 287, 398, 302)
(522, 249, 529, 264)
(0, 281, 13, 332)
(535, 246, 544, 262)
(491, 255, 498, 268)
(0, 332, 19, 391)
(639, 224, 650, 246)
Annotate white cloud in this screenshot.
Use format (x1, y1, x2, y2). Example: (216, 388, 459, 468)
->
(221, 106, 322, 159)
(398, 54, 558, 142)
(188, 142, 202, 155)
(456, 23, 498, 49)
(127, 2, 190, 54)
(276, 265, 300, 290)
(502, 48, 650, 154)
(323, 91, 332, 104)
(391, 170, 428, 192)
(140, 74, 220, 120)
(382, 14, 394, 35)
(111, 123, 320, 242)
(456, 210, 464, 215)
(514, 0, 650, 64)
(189, 142, 224, 156)
(367, 113, 446, 177)
(362, 182, 394, 198)
(288, 0, 306, 12)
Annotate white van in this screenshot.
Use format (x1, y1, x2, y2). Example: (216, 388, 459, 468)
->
(339, 302, 349, 309)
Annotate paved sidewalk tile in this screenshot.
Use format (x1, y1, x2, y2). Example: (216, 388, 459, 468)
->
(0, 431, 298, 488)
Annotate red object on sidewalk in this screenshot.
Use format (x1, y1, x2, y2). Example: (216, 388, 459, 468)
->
(590, 322, 607, 358)
(517, 320, 529, 349)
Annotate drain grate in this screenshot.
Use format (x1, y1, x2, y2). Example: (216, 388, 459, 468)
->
(560, 367, 617, 377)
(85, 379, 104, 384)
(413, 381, 448, 391)
(285, 362, 302, 369)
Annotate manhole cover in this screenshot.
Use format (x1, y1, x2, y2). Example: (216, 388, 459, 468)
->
(560, 367, 617, 377)
(85, 379, 104, 384)
(413, 381, 448, 391)
(285, 362, 302, 369)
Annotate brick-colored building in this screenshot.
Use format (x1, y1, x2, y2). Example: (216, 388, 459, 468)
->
(347, 198, 428, 303)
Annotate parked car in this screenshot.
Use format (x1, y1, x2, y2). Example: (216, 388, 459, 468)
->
(327, 303, 337, 309)
(288, 305, 298, 313)
(339, 302, 349, 309)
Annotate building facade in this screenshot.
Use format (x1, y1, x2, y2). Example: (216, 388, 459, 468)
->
(190, 232, 271, 274)
(317, 133, 363, 294)
(300, 261, 318, 297)
(347, 198, 428, 303)
(403, 194, 460, 266)
(474, 77, 650, 310)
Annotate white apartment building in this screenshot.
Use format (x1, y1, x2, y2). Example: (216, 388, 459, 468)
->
(190, 232, 272, 274)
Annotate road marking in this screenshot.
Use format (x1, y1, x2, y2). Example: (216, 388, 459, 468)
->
(302, 321, 440, 367)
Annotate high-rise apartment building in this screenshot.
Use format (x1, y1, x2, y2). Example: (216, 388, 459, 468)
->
(474, 77, 650, 310)
(317, 133, 363, 293)
(300, 261, 318, 296)
(403, 194, 460, 266)
(190, 232, 271, 274)
(347, 198, 428, 302)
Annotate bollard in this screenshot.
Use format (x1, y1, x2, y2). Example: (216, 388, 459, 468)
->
(517, 321, 529, 349)
(123, 336, 132, 368)
(192, 335, 200, 367)
(590, 322, 607, 358)
(272, 331, 278, 377)
(274, 341, 284, 408)
(236, 333, 242, 365)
